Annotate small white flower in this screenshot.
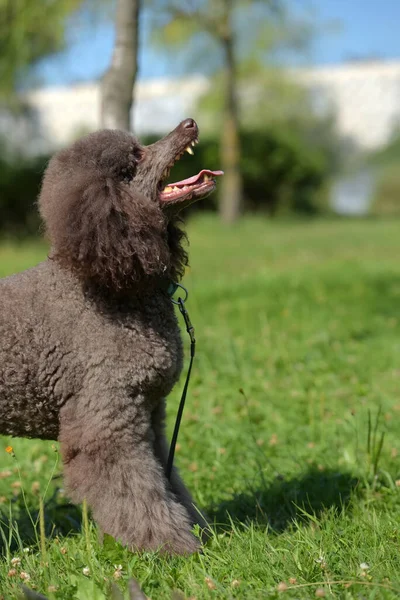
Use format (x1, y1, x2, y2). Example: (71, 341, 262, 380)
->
(113, 564, 123, 579)
(360, 562, 370, 570)
(315, 555, 327, 569)
(11, 557, 21, 566)
(23, 547, 30, 554)
(20, 572, 30, 581)
(82, 567, 90, 576)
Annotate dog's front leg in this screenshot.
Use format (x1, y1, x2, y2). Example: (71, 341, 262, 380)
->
(58, 390, 200, 555)
(151, 400, 209, 533)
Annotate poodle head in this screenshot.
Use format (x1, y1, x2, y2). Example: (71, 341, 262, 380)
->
(39, 119, 222, 291)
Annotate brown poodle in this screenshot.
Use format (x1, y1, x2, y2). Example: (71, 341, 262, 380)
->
(0, 118, 223, 554)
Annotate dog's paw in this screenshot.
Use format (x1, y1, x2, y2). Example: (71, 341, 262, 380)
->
(128, 526, 201, 555)
(166, 530, 201, 555)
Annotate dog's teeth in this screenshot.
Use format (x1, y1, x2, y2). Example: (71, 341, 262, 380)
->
(203, 174, 210, 181)
(164, 186, 173, 193)
(172, 186, 180, 191)
(185, 146, 194, 155)
(191, 141, 196, 147)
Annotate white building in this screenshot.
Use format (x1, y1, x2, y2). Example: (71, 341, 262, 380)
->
(298, 60, 400, 150)
(24, 75, 210, 150)
(4, 59, 400, 155)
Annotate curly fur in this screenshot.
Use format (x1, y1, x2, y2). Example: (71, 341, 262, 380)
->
(0, 121, 207, 554)
(39, 129, 188, 290)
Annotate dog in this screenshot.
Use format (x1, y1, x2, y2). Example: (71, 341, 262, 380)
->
(0, 118, 222, 554)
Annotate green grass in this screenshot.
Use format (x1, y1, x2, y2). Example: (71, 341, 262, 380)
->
(1, 216, 400, 599)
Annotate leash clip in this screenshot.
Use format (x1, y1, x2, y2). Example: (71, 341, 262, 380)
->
(170, 282, 188, 305)
(178, 297, 195, 346)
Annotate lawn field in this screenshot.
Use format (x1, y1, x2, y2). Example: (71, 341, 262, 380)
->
(1, 216, 400, 599)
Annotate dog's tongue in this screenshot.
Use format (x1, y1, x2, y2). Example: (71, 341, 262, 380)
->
(172, 169, 224, 187)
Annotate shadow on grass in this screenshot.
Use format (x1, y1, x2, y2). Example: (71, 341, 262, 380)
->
(208, 468, 359, 533)
(0, 488, 82, 554)
(0, 469, 359, 552)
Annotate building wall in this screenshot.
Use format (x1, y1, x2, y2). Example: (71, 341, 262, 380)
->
(24, 76, 210, 151)
(298, 60, 400, 150)
(7, 60, 400, 153)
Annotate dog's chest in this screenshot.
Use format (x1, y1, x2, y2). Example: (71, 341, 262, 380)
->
(105, 297, 184, 398)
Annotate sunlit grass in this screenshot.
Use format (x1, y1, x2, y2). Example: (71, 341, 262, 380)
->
(1, 216, 400, 598)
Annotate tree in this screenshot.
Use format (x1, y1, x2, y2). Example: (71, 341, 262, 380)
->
(148, 0, 310, 223)
(218, 0, 242, 224)
(100, 0, 141, 131)
(0, 0, 86, 101)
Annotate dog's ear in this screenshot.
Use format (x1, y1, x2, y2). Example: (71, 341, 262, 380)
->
(39, 172, 173, 290)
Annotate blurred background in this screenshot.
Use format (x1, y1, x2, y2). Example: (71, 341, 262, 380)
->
(1, 0, 400, 233)
(2, 6, 400, 594)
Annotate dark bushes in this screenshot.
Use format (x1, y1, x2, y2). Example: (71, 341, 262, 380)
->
(146, 127, 330, 216)
(369, 134, 400, 216)
(0, 149, 47, 235)
(0, 126, 331, 236)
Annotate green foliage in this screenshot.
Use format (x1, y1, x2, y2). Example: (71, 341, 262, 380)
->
(0, 146, 47, 236)
(2, 218, 400, 597)
(200, 67, 309, 128)
(149, 0, 313, 72)
(145, 126, 330, 216)
(368, 133, 400, 216)
(0, 120, 332, 239)
(371, 164, 400, 216)
(369, 132, 400, 167)
(147, 0, 321, 221)
(198, 65, 343, 182)
(0, 123, 332, 238)
(0, 0, 86, 99)
(239, 127, 329, 215)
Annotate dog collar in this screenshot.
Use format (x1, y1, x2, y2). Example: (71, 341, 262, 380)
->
(165, 281, 189, 305)
(166, 281, 179, 297)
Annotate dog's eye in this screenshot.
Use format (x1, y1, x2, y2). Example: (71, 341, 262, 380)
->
(118, 165, 134, 182)
(118, 146, 145, 182)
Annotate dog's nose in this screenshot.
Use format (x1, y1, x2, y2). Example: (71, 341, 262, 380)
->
(182, 118, 198, 132)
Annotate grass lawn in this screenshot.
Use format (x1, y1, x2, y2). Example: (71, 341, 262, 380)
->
(1, 216, 400, 599)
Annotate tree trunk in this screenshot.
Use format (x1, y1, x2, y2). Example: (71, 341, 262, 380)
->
(100, 0, 140, 131)
(219, 7, 243, 224)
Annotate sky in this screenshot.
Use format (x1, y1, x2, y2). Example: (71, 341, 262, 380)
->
(37, 0, 400, 88)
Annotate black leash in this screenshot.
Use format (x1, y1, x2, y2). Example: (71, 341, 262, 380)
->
(166, 284, 196, 481)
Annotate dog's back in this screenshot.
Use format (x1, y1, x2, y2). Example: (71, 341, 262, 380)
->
(0, 262, 70, 439)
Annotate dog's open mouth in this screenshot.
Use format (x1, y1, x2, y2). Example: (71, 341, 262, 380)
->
(158, 141, 223, 207)
(159, 169, 224, 205)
